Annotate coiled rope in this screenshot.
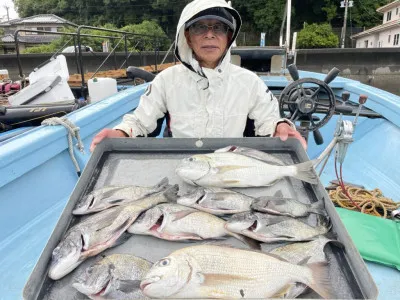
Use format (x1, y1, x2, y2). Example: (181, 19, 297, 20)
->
(41, 117, 84, 176)
(329, 185, 400, 219)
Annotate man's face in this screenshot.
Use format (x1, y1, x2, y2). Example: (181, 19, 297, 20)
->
(185, 19, 231, 69)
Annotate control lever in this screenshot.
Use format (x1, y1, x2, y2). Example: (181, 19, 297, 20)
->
(335, 106, 353, 114)
(353, 95, 368, 127)
(313, 129, 324, 145)
(341, 91, 350, 103)
(324, 67, 340, 84)
(287, 64, 300, 81)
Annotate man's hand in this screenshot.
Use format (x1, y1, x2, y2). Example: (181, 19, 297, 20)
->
(274, 122, 307, 150)
(90, 129, 128, 152)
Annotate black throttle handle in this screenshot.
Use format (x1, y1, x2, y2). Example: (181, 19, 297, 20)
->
(324, 67, 340, 84)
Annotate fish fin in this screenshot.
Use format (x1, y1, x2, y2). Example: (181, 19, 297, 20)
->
(154, 177, 169, 191)
(307, 262, 336, 299)
(228, 232, 261, 250)
(163, 184, 179, 202)
(160, 232, 204, 240)
(102, 196, 125, 204)
(262, 252, 290, 262)
(326, 240, 345, 250)
(112, 231, 132, 248)
(292, 160, 319, 184)
(309, 201, 327, 216)
(273, 190, 284, 197)
(117, 279, 141, 293)
(217, 165, 250, 174)
(317, 215, 332, 230)
(270, 284, 291, 298)
(171, 209, 198, 222)
(202, 273, 252, 286)
(297, 256, 312, 266)
(222, 180, 241, 185)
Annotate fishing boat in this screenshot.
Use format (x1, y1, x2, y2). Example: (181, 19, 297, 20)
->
(1, 2, 400, 299)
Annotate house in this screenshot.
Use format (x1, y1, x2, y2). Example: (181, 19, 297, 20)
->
(0, 14, 77, 53)
(351, 0, 400, 48)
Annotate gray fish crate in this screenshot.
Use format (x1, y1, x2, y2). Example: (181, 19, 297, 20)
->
(23, 138, 378, 300)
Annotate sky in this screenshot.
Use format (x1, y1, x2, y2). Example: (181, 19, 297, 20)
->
(0, 0, 19, 22)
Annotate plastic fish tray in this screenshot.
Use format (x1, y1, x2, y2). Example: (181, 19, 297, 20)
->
(23, 138, 378, 300)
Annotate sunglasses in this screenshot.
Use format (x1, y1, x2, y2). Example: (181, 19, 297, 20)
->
(189, 23, 230, 36)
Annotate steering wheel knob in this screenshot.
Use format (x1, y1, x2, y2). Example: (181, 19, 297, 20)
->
(298, 98, 315, 114)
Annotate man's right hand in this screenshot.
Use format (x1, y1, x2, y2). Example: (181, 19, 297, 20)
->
(90, 129, 128, 152)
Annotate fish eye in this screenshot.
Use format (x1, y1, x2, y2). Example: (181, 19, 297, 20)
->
(158, 258, 170, 267)
(188, 157, 195, 162)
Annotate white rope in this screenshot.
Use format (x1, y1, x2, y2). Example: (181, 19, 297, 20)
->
(41, 117, 85, 176)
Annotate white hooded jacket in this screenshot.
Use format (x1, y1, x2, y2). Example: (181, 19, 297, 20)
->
(114, 0, 291, 138)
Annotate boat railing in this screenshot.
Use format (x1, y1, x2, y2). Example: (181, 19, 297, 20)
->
(13, 27, 170, 98)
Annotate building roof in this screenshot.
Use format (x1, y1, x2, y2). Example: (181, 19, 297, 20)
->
(0, 14, 77, 27)
(1, 34, 59, 44)
(351, 19, 400, 39)
(377, 0, 400, 13)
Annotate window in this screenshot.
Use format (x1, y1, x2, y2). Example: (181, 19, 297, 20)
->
(396, 7, 399, 15)
(388, 35, 391, 43)
(394, 34, 399, 46)
(364, 40, 369, 48)
(387, 11, 392, 21)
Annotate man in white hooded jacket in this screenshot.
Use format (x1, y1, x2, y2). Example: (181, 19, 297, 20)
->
(90, 0, 306, 152)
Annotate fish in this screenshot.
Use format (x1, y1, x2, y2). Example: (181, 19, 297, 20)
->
(177, 187, 254, 215)
(140, 244, 334, 299)
(267, 235, 344, 265)
(73, 254, 152, 300)
(73, 177, 170, 215)
(49, 185, 178, 280)
(175, 151, 318, 188)
(215, 145, 285, 165)
(128, 203, 259, 249)
(251, 196, 326, 217)
(225, 212, 330, 243)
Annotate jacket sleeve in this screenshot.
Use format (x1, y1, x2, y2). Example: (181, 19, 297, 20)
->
(248, 77, 295, 137)
(113, 73, 167, 137)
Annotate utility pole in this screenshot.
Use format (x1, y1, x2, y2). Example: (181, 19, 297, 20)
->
(340, 0, 353, 48)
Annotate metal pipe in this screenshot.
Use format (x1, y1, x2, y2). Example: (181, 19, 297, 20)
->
(124, 35, 128, 69)
(286, 0, 291, 54)
(279, 1, 288, 48)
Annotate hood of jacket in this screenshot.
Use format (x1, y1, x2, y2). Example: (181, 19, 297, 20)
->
(174, 0, 242, 75)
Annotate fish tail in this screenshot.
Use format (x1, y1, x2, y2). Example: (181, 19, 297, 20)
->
(309, 201, 327, 216)
(307, 262, 336, 299)
(292, 160, 319, 184)
(228, 232, 261, 250)
(163, 184, 179, 202)
(154, 177, 170, 192)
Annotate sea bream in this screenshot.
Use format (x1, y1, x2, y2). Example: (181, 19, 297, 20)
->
(251, 196, 326, 218)
(225, 212, 330, 243)
(73, 177, 170, 215)
(73, 254, 152, 300)
(175, 151, 318, 188)
(177, 187, 254, 215)
(140, 245, 334, 299)
(49, 185, 178, 280)
(128, 203, 259, 248)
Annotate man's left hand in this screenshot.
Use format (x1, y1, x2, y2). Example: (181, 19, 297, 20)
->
(274, 122, 307, 150)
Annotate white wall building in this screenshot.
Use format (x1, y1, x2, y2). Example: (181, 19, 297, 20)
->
(352, 0, 400, 48)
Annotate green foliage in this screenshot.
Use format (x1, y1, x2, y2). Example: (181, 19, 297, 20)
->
(21, 21, 170, 54)
(297, 23, 339, 48)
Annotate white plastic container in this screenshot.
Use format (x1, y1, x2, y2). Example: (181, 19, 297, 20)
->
(29, 55, 70, 84)
(88, 77, 118, 103)
(0, 69, 9, 80)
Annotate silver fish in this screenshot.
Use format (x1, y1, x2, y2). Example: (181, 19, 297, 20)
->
(73, 254, 152, 300)
(177, 187, 254, 215)
(215, 145, 284, 165)
(225, 212, 330, 243)
(49, 185, 178, 280)
(128, 203, 258, 248)
(140, 245, 334, 299)
(252, 196, 326, 217)
(267, 235, 344, 265)
(73, 177, 170, 215)
(175, 152, 318, 188)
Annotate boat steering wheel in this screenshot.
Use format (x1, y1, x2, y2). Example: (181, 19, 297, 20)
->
(279, 64, 340, 144)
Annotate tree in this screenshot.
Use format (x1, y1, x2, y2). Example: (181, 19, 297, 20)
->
(297, 23, 338, 48)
